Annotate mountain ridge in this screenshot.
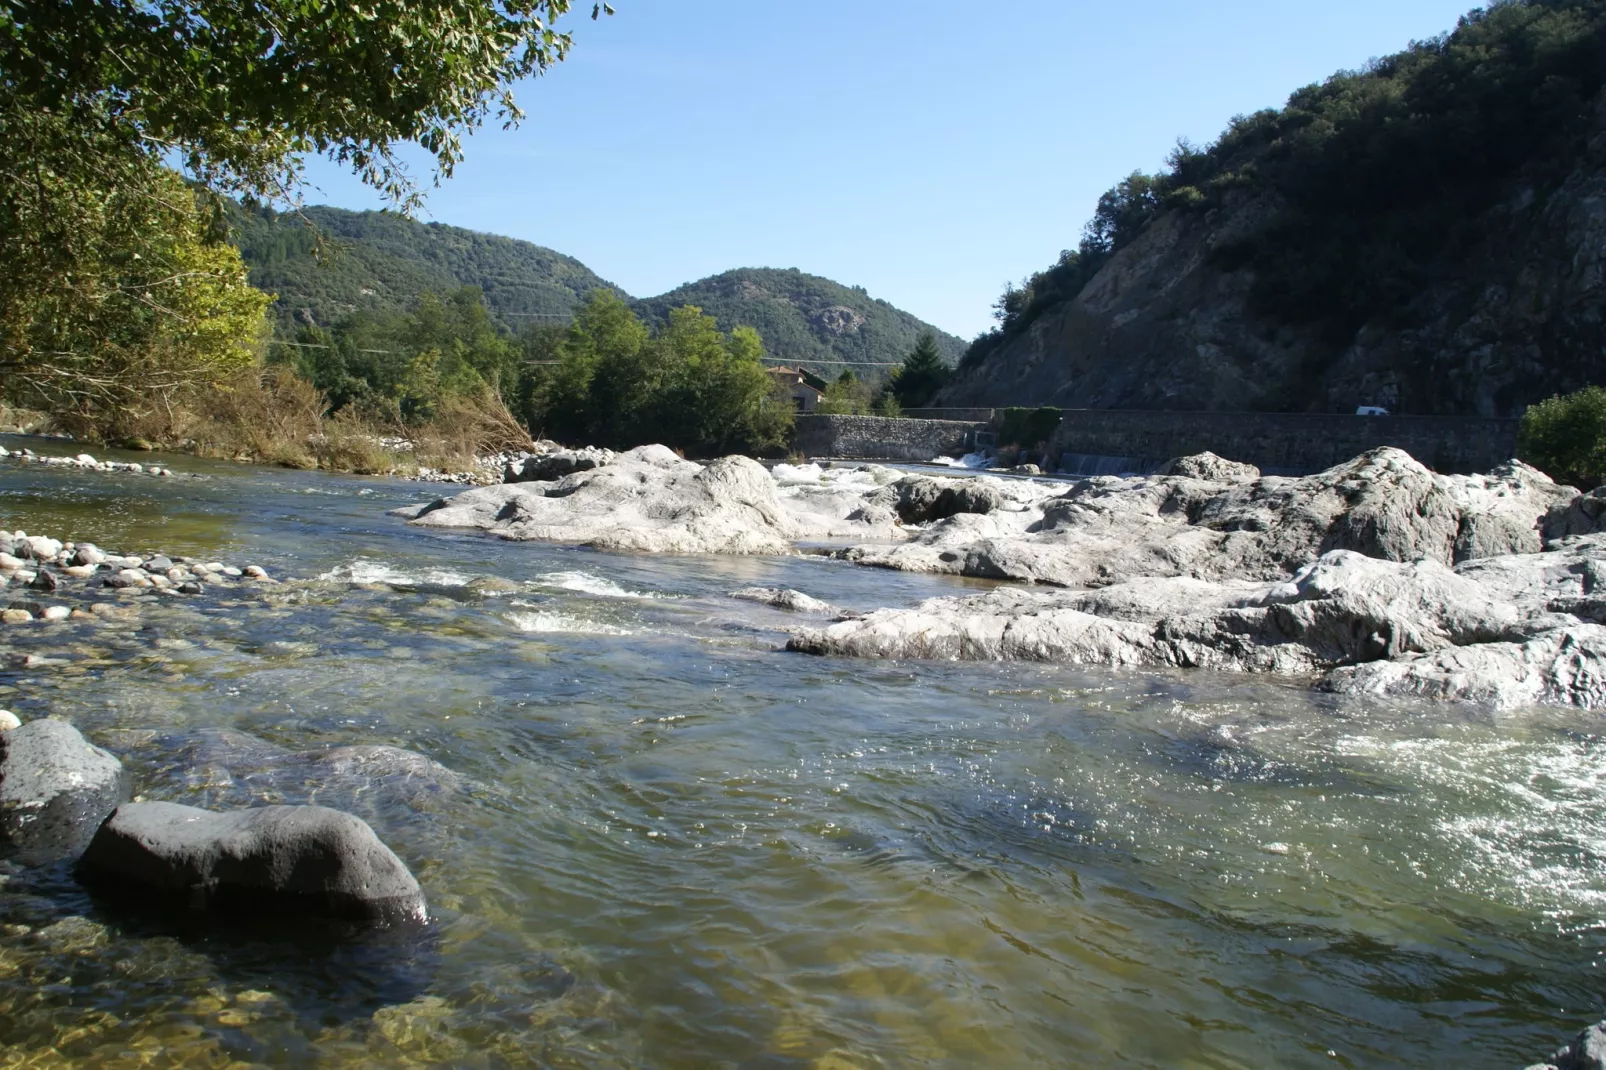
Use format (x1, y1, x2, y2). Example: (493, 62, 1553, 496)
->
(231, 205, 961, 375)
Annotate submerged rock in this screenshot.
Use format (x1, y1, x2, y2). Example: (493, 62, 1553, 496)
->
(731, 587, 837, 614)
(131, 728, 470, 825)
(0, 719, 130, 860)
(77, 801, 427, 924)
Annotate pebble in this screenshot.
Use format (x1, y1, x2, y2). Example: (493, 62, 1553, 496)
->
(177, 582, 204, 595)
(0, 553, 23, 570)
(62, 565, 97, 579)
(41, 606, 71, 622)
(143, 555, 173, 573)
(73, 546, 104, 567)
(243, 565, 270, 580)
(104, 569, 149, 589)
(1, 609, 32, 624)
(0, 449, 183, 479)
(0, 711, 18, 731)
(222, 567, 243, 578)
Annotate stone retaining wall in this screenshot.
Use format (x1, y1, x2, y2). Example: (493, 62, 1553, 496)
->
(793, 410, 1521, 474)
(1046, 410, 1520, 475)
(793, 414, 988, 461)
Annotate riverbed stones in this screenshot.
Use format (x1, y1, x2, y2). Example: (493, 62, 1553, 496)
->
(1, 608, 32, 624)
(0, 719, 130, 860)
(76, 801, 427, 924)
(0, 712, 19, 731)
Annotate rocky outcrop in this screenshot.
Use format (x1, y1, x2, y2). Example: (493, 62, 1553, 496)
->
(77, 801, 427, 924)
(937, 93, 1606, 418)
(791, 537, 1606, 710)
(398, 446, 806, 554)
(846, 449, 1574, 588)
(0, 719, 130, 860)
(503, 445, 615, 483)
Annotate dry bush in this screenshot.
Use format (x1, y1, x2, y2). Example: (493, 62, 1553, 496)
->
(411, 389, 532, 471)
(311, 407, 409, 475)
(181, 365, 324, 468)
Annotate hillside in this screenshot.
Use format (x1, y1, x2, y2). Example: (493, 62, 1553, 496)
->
(634, 268, 966, 374)
(231, 204, 625, 331)
(940, 0, 1606, 417)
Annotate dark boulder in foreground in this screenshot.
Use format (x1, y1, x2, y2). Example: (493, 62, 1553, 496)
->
(1526, 1020, 1606, 1069)
(0, 719, 129, 860)
(77, 801, 428, 925)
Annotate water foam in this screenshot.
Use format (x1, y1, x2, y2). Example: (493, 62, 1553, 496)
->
(506, 609, 633, 636)
(531, 570, 659, 599)
(931, 451, 993, 469)
(320, 557, 474, 587)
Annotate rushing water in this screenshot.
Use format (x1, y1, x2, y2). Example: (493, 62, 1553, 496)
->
(2, 436, 1604, 1069)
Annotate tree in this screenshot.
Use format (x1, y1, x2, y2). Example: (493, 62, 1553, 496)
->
(1518, 388, 1606, 489)
(816, 369, 873, 415)
(533, 293, 792, 456)
(892, 331, 951, 409)
(0, 0, 609, 208)
(0, 113, 269, 436)
(0, 0, 607, 428)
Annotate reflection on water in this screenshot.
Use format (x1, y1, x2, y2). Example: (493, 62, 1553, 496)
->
(1, 434, 1603, 1068)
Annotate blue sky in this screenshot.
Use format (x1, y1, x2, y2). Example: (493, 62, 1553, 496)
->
(300, 0, 1480, 340)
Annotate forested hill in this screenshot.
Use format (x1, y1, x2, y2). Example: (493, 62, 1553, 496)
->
(635, 268, 966, 373)
(231, 204, 626, 331)
(939, 0, 1606, 418)
(233, 209, 962, 373)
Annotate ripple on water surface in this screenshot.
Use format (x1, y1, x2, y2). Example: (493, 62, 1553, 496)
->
(1, 448, 1604, 1068)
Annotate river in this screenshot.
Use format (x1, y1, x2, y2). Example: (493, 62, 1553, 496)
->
(1, 436, 1602, 1068)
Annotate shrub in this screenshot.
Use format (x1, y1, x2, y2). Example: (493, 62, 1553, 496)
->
(997, 406, 1062, 449)
(1518, 387, 1606, 489)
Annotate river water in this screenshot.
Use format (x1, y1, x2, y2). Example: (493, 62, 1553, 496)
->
(1, 437, 1603, 1069)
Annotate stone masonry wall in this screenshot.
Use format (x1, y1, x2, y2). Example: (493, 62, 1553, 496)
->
(794, 410, 1520, 474)
(1045, 410, 1519, 475)
(793, 414, 987, 462)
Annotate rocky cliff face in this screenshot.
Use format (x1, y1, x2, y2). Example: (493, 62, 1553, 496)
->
(940, 95, 1606, 418)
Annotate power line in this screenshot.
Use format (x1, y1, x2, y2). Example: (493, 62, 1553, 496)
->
(762, 358, 901, 366)
(270, 339, 395, 355)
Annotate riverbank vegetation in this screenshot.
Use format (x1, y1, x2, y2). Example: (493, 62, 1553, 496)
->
(530, 293, 794, 456)
(960, 0, 1606, 374)
(1519, 387, 1606, 489)
(0, 0, 605, 470)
